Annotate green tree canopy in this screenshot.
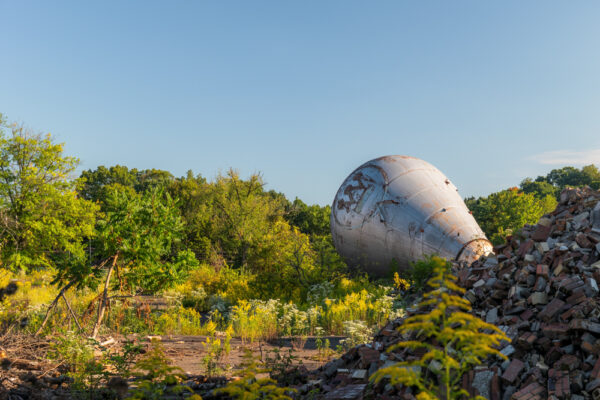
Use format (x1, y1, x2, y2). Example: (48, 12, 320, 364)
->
(0, 116, 98, 272)
(285, 198, 331, 237)
(79, 165, 174, 204)
(95, 186, 197, 294)
(466, 187, 557, 245)
(90, 186, 198, 336)
(521, 164, 600, 197)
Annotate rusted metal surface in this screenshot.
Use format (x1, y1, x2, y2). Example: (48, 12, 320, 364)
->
(331, 155, 492, 277)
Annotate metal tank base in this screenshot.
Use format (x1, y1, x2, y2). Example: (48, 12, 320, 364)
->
(331, 155, 493, 277)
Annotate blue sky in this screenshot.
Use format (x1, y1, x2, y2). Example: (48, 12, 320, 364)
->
(1, 1, 600, 205)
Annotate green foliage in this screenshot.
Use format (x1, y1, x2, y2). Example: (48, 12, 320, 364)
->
(79, 165, 174, 204)
(47, 332, 104, 392)
(230, 299, 280, 343)
(201, 331, 232, 377)
(263, 347, 303, 386)
(103, 339, 144, 379)
(167, 169, 346, 303)
(521, 164, 600, 196)
(214, 349, 295, 400)
(320, 286, 403, 335)
(126, 339, 190, 400)
(466, 187, 557, 244)
(0, 118, 98, 273)
(285, 198, 331, 237)
(314, 327, 334, 361)
(519, 178, 557, 199)
(409, 257, 440, 290)
(337, 320, 375, 351)
(371, 256, 509, 400)
(94, 186, 196, 293)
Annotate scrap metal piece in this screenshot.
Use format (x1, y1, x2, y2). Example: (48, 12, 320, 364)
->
(331, 155, 492, 277)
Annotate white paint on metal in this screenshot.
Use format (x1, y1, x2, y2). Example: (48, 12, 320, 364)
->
(331, 155, 492, 277)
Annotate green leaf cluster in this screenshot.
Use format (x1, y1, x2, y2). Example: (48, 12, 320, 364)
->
(94, 186, 197, 293)
(371, 256, 509, 400)
(0, 118, 98, 273)
(465, 187, 556, 245)
(214, 349, 295, 400)
(520, 164, 600, 198)
(126, 339, 191, 400)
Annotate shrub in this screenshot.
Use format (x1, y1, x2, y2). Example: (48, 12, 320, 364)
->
(338, 320, 374, 351)
(229, 299, 279, 343)
(47, 332, 102, 392)
(126, 339, 191, 400)
(409, 256, 442, 290)
(215, 349, 295, 400)
(371, 256, 509, 400)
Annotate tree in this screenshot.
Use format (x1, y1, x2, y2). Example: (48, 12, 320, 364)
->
(79, 165, 138, 202)
(522, 165, 600, 196)
(0, 116, 98, 272)
(519, 178, 557, 199)
(166, 170, 214, 263)
(466, 188, 556, 245)
(371, 257, 508, 400)
(90, 186, 197, 337)
(79, 165, 174, 204)
(208, 169, 285, 269)
(285, 198, 348, 275)
(285, 198, 331, 237)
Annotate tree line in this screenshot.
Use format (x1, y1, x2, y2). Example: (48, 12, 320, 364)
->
(0, 116, 345, 335)
(466, 165, 600, 244)
(1, 114, 598, 321)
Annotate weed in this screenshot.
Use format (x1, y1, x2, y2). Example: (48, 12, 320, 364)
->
(103, 339, 144, 379)
(47, 331, 99, 389)
(126, 339, 191, 400)
(338, 320, 374, 351)
(216, 349, 295, 400)
(371, 256, 510, 400)
(314, 327, 334, 362)
(393, 272, 411, 291)
(201, 336, 225, 377)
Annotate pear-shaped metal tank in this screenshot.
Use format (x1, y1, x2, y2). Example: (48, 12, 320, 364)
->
(331, 155, 492, 277)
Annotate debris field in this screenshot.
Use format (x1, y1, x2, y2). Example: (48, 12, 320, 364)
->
(308, 187, 600, 400)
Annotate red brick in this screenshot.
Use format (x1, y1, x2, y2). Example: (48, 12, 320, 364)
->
(520, 309, 534, 321)
(358, 347, 379, 368)
(539, 298, 566, 321)
(566, 289, 587, 305)
(592, 357, 600, 379)
(490, 372, 500, 400)
(536, 264, 549, 279)
(582, 341, 599, 355)
(576, 232, 593, 248)
(511, 382, 545, 400)
(532, 225, 551, 242)
(502, 359, 525, 383)
(554, 354, 580, 371)
(542, 323, 569, 339)
(518, 239, 535, 256)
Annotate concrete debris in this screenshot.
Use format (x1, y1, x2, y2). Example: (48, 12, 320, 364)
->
(306, 187, 600, 399)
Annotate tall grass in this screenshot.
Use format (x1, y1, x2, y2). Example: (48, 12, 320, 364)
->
(2, 267, 405, 347)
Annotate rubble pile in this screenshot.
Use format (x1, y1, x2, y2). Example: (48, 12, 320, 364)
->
(307, 187, 600, 400)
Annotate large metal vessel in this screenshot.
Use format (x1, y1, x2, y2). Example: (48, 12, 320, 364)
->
(331, 155, 492, 277)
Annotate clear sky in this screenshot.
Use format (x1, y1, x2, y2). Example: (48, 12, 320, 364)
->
(1, 1, 600, 205)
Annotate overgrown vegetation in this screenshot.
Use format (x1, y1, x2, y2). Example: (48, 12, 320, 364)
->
(1, 113, 597, 398)
(371, 257, 509, 400)
(465, 164, 600, 244)
(215, 349, 295, 400)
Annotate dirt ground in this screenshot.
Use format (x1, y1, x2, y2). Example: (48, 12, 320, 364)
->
(0, 333, 343, 399)
(132, 334, 344, 376)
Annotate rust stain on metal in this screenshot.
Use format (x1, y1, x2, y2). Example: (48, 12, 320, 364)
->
(331, 155, 492, 277)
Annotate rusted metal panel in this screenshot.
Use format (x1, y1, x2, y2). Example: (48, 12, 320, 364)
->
(331, 155, 492, 277)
